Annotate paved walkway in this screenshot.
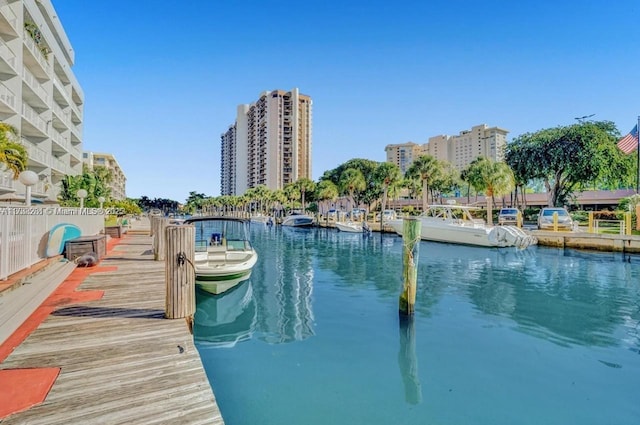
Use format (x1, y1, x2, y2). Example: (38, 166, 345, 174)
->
(0, 218, 224, 424)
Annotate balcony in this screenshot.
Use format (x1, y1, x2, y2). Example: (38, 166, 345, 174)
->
(0, 82, 17, 113)
(0, 38, 17, 76)
(19, 137, 48, 169)
(0, 4, 18, 36)
(22, 29, 50, 78)
(50, 129, 71, 151)
(52, 101, 71, 130)
(21, 102, 47, 136)
(0, 173, 15, 192)
(22, 66, 49, 108)
(50, 156, 71, 175)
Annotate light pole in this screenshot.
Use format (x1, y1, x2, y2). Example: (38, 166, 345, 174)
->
(98, 196, 105, 209)
(18, 170, 38, 207)
(77, 189, 88, 209)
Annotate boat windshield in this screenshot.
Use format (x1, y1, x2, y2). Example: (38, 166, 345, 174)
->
(189, 219, 250, 250)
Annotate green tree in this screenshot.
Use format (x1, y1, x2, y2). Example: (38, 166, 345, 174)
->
(294, 177, 316, 212)
(466, 157, 515, 225)
(373, 162, 401, 222)
(339, 168, 366, 212)
(0, 123, 27, 179)
(406, 154, 442, 213)
(315, 180, 339, 217)
(321, 158, 380, 207)
(506, 121, 631, 207)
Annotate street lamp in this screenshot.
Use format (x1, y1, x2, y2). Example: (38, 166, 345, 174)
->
(77, 189, 88, 209)
(98, 196, 105, 209)
(18, 170, 38, 207)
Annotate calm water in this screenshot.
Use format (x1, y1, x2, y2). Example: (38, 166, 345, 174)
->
(194, 226, 640, 425)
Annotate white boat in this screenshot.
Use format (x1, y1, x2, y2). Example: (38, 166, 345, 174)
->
(249, 214, 273, 225)
(387, 205, 536, 249)
(184, 217, 259, 294)
(281, 213, 314, 227)
(335, 220, 371, 233)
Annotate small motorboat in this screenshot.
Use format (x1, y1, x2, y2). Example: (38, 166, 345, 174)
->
(281, 213, 314, 227)
(335, 220, 371, 233)
(184, 217, 259, 294)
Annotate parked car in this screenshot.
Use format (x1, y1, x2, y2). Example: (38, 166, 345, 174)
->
(498, 208, 520, 226)
(537, 207, 574, 230)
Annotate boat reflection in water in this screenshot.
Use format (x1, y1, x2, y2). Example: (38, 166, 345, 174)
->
(193, 281, 257, 348)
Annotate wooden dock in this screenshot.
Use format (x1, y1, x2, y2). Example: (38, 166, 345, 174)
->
(0, 221, 224, 424)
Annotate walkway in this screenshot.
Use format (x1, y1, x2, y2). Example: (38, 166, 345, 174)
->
(0, 219, 223, 424)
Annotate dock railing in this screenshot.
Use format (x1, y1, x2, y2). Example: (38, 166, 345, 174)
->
(0, 207, 104, 280)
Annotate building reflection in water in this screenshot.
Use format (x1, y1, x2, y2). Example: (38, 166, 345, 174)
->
(251, 226, 315, 344)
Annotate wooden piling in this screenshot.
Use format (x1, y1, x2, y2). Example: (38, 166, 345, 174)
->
(154, 218, 168, 261)
(399, 217, 421, 316)
(165, 224, 195, 320)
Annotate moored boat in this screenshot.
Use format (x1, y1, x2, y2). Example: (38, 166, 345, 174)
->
(335, 220, 371, 233)
(281, 213, 314, 227)
(387, 205, 536, 249)
(184, 217, 259, 294)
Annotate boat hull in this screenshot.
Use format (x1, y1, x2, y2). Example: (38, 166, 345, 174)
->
(335, 221, 365, 233)
(388, 216, 536, 249)
(281, 215, 314, 227)
(196, 270, 253, 295)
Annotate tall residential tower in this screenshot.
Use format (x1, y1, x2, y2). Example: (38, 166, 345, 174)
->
(0, 0, 84, 203)
(221, 88, 312, 195)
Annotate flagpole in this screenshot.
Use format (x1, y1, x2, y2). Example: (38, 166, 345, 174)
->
(637, 115, 640, 194)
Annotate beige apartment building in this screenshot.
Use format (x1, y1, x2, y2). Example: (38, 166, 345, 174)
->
(385, 124, 508, 174)
(83, 151, 127, 200)
(221, 88, 312, 195)
(384, 142, 425, 175)
(0, 0, 83, 203)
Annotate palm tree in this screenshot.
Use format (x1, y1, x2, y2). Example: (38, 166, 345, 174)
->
(294, 177, 316, 212)
(339, 168, 366, 213)
(374, 162, 401, 224)
(406, 155, 442, 213)
(0, 123, 27, 179)
(283, 182, 301, 212)
(315, 180, 339, 219)
(467, 157, 515, 225)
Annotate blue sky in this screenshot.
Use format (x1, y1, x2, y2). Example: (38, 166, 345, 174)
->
(53, 0, 640, 203)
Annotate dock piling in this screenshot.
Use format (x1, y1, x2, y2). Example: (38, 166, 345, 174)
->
(165, 224, 196, 320)
(399, 217, 421, 316)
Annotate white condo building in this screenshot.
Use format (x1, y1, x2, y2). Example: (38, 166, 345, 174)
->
(0, 0, 83, 203)
(385, 124, 508, 173)
(83, 151, 127, 200)
(221, 88, 312, 196)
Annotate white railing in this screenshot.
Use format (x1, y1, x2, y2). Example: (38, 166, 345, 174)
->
(0, 38, 17, 71)
(51, 129, 69, 149)
(0, 82, 16, 110)
(50, 156, 71, 174)
(23, 29, 50, 74)
(52, 101, 71, 128)
(0, 174, 15, 190)
(0, 4, 18, 32)
(22, 101, 47, 133)
(20, 137, 49, 166)
(22, 66, 49, 104)
(0, 207, 104, 280)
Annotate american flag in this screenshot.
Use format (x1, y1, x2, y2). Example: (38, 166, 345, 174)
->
(617, 124, 639, 154)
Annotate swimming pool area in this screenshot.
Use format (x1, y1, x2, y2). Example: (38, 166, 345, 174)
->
(195, 226, 640, 425)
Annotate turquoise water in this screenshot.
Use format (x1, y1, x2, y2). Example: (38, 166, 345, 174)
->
(194, 226, 640, 425)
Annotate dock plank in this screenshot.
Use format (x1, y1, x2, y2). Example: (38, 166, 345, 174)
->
(0, 227, 224, 424)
